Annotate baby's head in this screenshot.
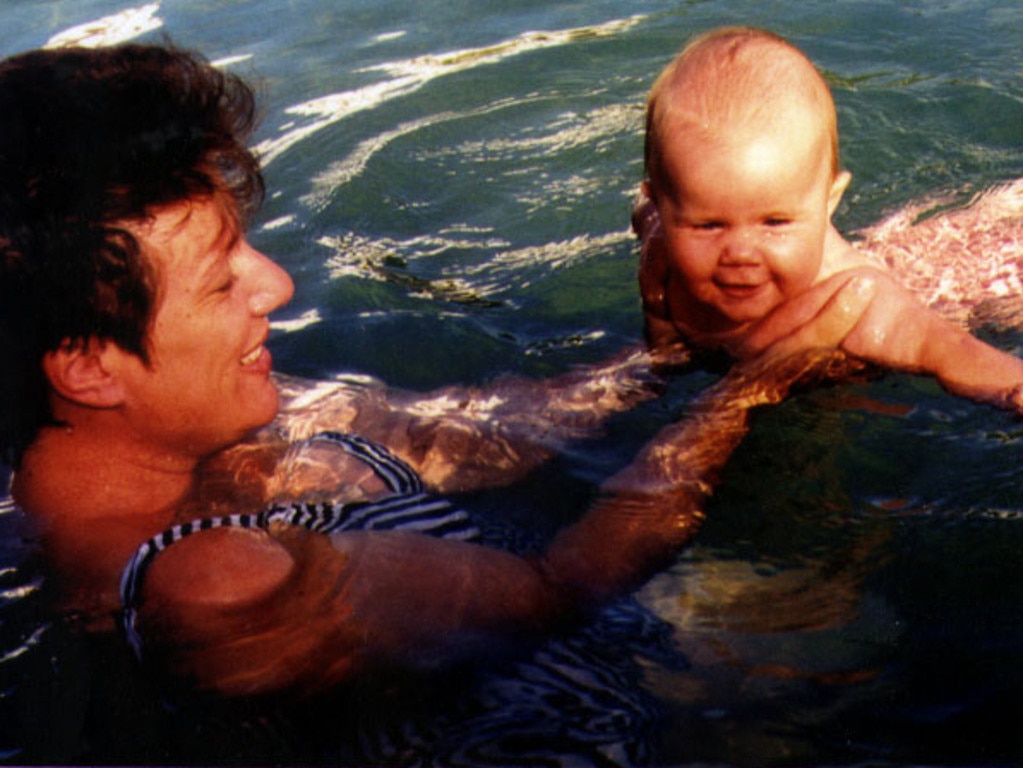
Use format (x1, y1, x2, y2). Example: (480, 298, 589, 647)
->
(641, 27, 853, 341)
(645, 26, 841, 192)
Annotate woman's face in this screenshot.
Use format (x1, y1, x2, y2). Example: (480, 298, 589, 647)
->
(113, 195, 294, 459)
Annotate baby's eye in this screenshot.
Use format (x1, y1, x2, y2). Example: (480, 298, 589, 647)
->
(691, 221, 724, 231)
(764, 217, 791, 227)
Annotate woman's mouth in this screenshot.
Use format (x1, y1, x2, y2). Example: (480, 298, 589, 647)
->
(240, 344, 265, 366)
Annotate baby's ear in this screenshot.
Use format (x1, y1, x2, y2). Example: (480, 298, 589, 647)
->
(42, 338, 127, 408)
(827, 170, 852, 217)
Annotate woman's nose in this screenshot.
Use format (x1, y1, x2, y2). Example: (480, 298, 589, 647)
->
(243, 244, 295, 315)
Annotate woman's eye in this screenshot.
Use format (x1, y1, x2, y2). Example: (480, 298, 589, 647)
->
(215, 276, 237, 294)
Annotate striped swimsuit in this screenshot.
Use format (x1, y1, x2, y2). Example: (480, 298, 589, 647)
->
(119, 431, 479, 656)
(113, 430, 685, 766)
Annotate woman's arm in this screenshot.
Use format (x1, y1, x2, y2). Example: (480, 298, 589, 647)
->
(136, 346, 856, 700)
(272, 347, 675, 495)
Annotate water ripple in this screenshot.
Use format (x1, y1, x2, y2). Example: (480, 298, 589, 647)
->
(43, 3, 162, 49)
(320, 229, 630, 302)
(253, 15, 646, 168)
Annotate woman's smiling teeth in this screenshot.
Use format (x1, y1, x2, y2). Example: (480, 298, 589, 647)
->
(240, 345, 263, 366)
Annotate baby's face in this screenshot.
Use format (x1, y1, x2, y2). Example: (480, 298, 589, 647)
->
(650, 117, 843, 341)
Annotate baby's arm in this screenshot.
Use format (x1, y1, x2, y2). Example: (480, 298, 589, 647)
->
(741, 269, 1023, 409)
(842, 271, 1023, 407)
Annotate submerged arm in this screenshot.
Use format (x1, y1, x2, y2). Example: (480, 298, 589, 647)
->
(137, 347, 855, 700)
(273, 346, 679, 495)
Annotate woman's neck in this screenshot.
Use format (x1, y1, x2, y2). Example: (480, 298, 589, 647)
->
(13, 423, 198, 524)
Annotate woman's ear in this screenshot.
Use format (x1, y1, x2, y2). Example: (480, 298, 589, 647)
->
(42, 338, 127, 408)
(828, 170, 852, 218)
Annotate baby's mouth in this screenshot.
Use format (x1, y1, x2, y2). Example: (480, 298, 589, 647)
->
(717, 282, 764, 299)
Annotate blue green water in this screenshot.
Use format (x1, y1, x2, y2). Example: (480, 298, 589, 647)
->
(1, 1, 1022, 765)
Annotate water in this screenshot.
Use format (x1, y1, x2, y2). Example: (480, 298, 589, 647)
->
(1, 0, 1022, 765)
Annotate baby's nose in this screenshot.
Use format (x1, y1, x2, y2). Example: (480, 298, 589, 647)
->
(720, 228, 759, 263)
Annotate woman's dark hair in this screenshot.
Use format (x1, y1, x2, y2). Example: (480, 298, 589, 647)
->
(0, 43, 264, 466)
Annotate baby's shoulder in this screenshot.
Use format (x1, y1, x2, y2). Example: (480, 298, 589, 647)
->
(818, 235, 888, 285)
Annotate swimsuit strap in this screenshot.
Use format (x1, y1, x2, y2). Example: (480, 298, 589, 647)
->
(265, 493, 477, 539)
(308, 431, 424, 494)
(119, 510, 272, 659)
(120, 432, 478, 660)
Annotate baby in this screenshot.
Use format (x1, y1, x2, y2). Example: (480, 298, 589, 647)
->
(634, 26, 1023, 409)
